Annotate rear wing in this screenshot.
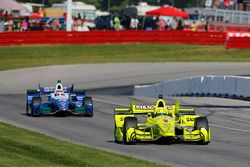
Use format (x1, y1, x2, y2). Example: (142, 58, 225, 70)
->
(26, 89, 40, 104)
(114, 101, 156, 115)
(39, 85, 74, 94)
(72, 89, 86, 95)
(175, 101, 195, 115)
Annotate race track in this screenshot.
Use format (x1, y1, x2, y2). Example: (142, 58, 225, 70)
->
(0, 63, 250, 167)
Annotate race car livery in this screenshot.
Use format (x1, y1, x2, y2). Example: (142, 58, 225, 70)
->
(114, 95, 210, 144)
(26, 80, 93, 117)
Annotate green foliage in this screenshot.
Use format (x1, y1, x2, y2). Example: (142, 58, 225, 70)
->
(16, 0, 206, 10)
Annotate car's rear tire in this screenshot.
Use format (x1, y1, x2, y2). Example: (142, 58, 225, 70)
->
(114, 124, 121, 143)
(83, 97, 93, 117)
(123, 117, 137, 144)
(31, 97, 41, 117)
(26, 103, 32, 116)
(194, 117, 209, 145)
(194, 117, 209, 131)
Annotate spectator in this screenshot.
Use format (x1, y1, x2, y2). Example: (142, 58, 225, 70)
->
(37, 21, 44, 31)
(157, 18, 166, 31)
(165, 19, 170, 30)
(130, 16, 139, 30)
(114, 16, 121, 30)
(204, 20, 209, 32)
(74, 17, 82, 31)
(61, 20, 66, 31)
(39, 7, 45, 17)
(201, 18, 206, 31)
(0, 17, 4, 32)
(21, 19, 28, 31)
(120, 16, 129, 30)
(51, 18, 61, 31)
(170, 18, 177, 30)
(4, 11, 8, 22)
(190, 21, 198, 31)
(72, 18, 77, 31)
(110, 18, 114, 30)
(7, 19, 13, 32)
(176, 19, 184, 30)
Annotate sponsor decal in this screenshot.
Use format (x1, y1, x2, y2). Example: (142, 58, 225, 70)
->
(186, 118, 195, 121)
(163, 117, 168, 125)
(166, 105, 172, 109)
(44, 87, 55, 92)
(228, 32, 250, 38)
(135, 105, 155, 109)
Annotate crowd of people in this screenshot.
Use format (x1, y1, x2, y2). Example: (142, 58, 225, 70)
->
(0, 12, 208, 32)
(95, 15, 186, 31)
(0, 11, 65, 32)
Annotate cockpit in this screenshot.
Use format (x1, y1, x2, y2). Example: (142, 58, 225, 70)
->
(154, 95, 172, 117)
(50, 82, 69, 100)
(55, 83, 64, 96)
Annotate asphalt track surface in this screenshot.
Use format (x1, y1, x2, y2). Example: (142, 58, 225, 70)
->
(0, 63, 250, 167)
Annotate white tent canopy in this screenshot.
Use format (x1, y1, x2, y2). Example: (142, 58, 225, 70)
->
(0, 0, 25, 11)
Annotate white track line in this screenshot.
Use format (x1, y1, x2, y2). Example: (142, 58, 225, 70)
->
(210, 124, 250, 133)
(94, 98, 250, 134)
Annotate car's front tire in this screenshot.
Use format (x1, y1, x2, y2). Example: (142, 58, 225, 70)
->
(194, 117, 209, 145)
(83, 97, 93, 117)
(123, 117, 137, 144)
(31, 97, 41, 117)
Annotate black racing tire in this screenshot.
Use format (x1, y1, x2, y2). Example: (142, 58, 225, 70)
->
(194, 117, 209, 145)
(114, 124, 121, 143)
(123, 117, 137, 144)
(31, 97, 41, 117)
(26, 103, 31, 116)
(83, 97, 93, 117)
(194, 117, 209, 131)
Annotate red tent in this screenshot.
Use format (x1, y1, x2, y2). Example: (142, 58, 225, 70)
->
(146, 6, 189, 18)
(30, 12, 42, 19)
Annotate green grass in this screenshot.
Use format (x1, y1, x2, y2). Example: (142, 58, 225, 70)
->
(0, 122, 168, 167)
(0, 44, 250, 71)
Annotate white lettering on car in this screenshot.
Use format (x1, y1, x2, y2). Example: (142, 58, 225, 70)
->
(135, 105, 155, 109)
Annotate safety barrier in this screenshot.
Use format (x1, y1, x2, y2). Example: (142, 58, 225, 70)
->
(226, 37, 250, 49)
(134, 76, 250, 99)
(0, 30, 226, 46)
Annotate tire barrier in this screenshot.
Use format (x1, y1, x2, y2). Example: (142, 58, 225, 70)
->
(134, 75, 250, 99)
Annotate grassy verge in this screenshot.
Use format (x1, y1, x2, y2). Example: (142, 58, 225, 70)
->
(0, 122, 168, 167)
(0, 44, 250, 71)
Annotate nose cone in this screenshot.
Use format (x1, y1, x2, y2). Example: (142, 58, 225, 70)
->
(56, 100, 69, 110)
(157, 116, 175, 137)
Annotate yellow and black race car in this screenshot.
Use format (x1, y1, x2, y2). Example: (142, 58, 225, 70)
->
(114, 95, 210, 144)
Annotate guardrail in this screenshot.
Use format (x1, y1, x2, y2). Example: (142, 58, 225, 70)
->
(134, 76, 250, 99)
(0, 30, 226, 46)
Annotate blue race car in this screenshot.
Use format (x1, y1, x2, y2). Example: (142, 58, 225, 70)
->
(26, 80, 93, 117)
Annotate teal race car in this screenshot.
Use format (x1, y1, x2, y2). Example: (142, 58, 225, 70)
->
(26, 80, 93, 117)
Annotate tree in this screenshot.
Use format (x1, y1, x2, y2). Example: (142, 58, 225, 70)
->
(17, 0, 202, 12)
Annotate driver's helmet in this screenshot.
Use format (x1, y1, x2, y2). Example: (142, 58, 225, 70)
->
(154, 95, 167, 116)
(55, 83, 64, 96)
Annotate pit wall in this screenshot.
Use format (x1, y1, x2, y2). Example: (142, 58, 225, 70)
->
(134, 76, 250, 99)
